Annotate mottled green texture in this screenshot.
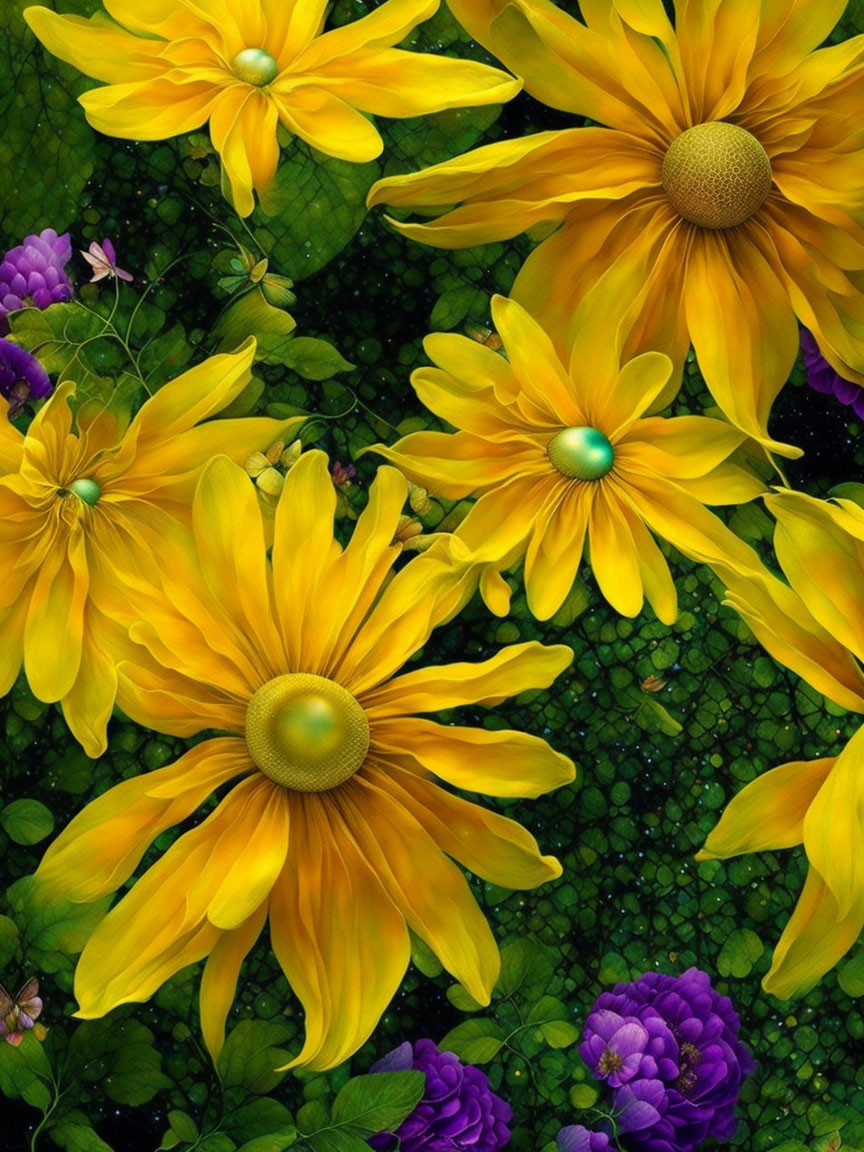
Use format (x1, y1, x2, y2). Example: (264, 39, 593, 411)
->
(3, 0, 864, 1149)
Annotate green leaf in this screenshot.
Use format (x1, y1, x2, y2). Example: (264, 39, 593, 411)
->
(67, 1019, 169, 1106)
(214, 288, 296, 362)
(225, 1098, 295, 1142)
(218, 1020, 293, 1094)
(536, 1020, 580, 1049)
(410, 933, 443, 978)
(636, 698, 683, 737)
(254, 145, 378, 280)
(0, 1030, 53, 1111)
(716, 928, 764, 979)
(306, 1133, 372, 1152)
(331, 1071, 425, 1133)
(49, 1120, 116, 1152)
(168, 1110, 199, 1143)
(430, 286, 488, 331)
(296, 1100, 330, 1134)
(828, 482, 864, 509)
(277, 337, 354, 381)
(1, 798, 55, 844)
(0, 913, 20, 968)
(236, 1133, 297, 1152)
(495, 937, 555, 1001)
(447, 983, 484, 1012)
(438, 1018, 506, 1064)
(838, 945, 864, 996)
(7, 876, 110, 974)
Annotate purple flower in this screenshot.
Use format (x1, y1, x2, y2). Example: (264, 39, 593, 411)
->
(592, 968, 754, 1152)
(580, 1009, 677, 1088)
(0, 229, 74, 333)
(557, 1125, 614, 1152)
(801, 329, 864, 420)
(0, 338, 52, 416)
(81, 238, 133, 283)
(368, 1039, 512, 1152)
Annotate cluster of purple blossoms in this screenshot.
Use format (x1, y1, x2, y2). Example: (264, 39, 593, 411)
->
(560, 968, 754, 1152)
(369, 1039, 512, 1152)
(801, 329, 864, 420)
(0, 228, 74, 333)
(0, 338, 52, 416)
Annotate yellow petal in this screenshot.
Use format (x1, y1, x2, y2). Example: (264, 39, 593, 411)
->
(0, 400, 24, 472)
(371, 716, 574, 798)
(804, 723, 864, 920)
(456, 476, 554, 567)
(480, 566, 513, 617)
(617, 415, 748, 480)
(624, 506, 678, 626)
(24, 7, 168, 84)
(24, 529, 89, 702)
(59, 614, 119, 759)
(0, 590, 30, 697)
(126, 340, 256, 445)
(79, 76, 219, 141)
(102, 0, 220, 39)
(492, 296, 582, 425)
(366, 762, 563, 888)
(409, 364, 524, 436)
(273, 85, 383, 162)
(363, 639, 572, 717)
(683, 227, 802, 458)
(37, 738, 253, 902)
(590, 350, 674, 437)
(117, 655, 248, 737)
(698, 757, 835, 860)
(263, 0, 329, 63)
(349, 774, 500, 1004)
(751, 0, 849, 78)
(302, 48, 520, 117)
(588, 485, 644, 618)
(210, 87, 279, 217)
(293, 0, 438, 69)
(524, 482, 592, 621)
(269, 796, 410, 1070)
(200, 902, 268, 1064)
(674, 0, 759, 122)
(763, 865, 864, 999)
(768, 489, 864, 668)
(373, 429, 541, 499)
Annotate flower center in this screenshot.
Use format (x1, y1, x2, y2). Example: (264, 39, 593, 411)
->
(547, 427, 614, 480)
(597, 1048, 624, 1076)
(68, 477, 101, 506)
(245, 673, 370, 792)
(232, 48, 279, 86)
(662, 121, 772, 229)
(674, 1041, 702, 1096)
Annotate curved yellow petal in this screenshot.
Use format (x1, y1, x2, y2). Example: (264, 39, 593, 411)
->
(763, 865, 864, 1000)
(363, 639, 572, 717)
(588, 485, 644, 618)
(804, 723, 864, 920)
(373, 430, 542, 500)
(273, 85, 382, 162)
(24, 8, 168, 84)
(624, 505, 678, 626)
(492, 295, 582, 425)
(0, 400, 24, 473)
(210, 88, 279, 217)
(751, 0, 849, 79)
(303, 49, 520, 117)
(269, 796, 410, 1070)
(102, 0, 220, 39)
(24, 529, 89, 702)
(59, 613, 119, 759)
(455, 476, 551, 567)
(79, 76, 219, 141)
(674, 0, 759, 122)
(594, 350, 674, 437)
(618, 415, 748, 480)
(0, 590, 30, 697)
(201, 901, 268, 1064)
(366, 762, 564, 889)
(293, 0, 438, 69)
(524, 483, 591, 621)
(36, 738, 253, 902)
(349, 774, 500, 1004)
(371, 716, 575, 798)
(698, 757, 835, 860)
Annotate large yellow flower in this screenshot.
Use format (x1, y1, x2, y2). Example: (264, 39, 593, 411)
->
(24, 0, 520, 216)
(0, 340, 296, 757)
(35, 450, 575, 1070)
(368, 0, 864, 457)
(372, 294, 764, 622)
(700, 490, 864, 997)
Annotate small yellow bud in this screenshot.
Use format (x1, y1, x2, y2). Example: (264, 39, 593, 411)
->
(244, 451, 270, 479)
(256, 467, 285, 499)
(407, 481, 432, 516)
(281, 441, 302, 470)
(265, 439, 285, 465)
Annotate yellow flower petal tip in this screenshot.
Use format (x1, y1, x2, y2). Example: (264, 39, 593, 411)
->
(26, 0, 521, 216)
(369, 0, 864, 455)
(37, 451, 571, 1068)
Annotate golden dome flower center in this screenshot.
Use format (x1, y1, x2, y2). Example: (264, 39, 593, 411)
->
(661, 122, 772, 229)
(245, 673, 370, 792)
(548, 427, 614, 480)
(67, 477, 101, 505)
(232, 48, 279, 86)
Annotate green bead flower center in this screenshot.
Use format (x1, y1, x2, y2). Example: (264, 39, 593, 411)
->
(662, 121, 772, 229)
(232, 48, 279, 86)
(547, 427, 614, 480)
(245, 673, 370, 792)
(68, 477, 101, 505)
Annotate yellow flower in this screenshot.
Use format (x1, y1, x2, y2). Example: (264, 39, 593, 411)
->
(700, 490, 864, 997)
(35, 451, 575, 1069)
(0, 340, 298, 757)
(25, 0, 521, 217)
(368, 0, 864, 457)
(371, 295, 764, 622)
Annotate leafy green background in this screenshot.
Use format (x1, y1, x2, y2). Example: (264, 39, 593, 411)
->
(2, 0, 864, 1149)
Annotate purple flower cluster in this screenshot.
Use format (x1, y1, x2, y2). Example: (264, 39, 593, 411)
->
(369, 1039, 512, 1152)
(0, 338, 52, 415)
(568, 968, 754, 1152)
(0, 229, 73, 333)
(801, 329, 864, 420)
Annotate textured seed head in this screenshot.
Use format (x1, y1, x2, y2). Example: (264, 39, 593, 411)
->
(547, 426, 615, 481)
(232, 48, 279, 86)
(246, 673, 370, 792)
(662, 121, 772, 229)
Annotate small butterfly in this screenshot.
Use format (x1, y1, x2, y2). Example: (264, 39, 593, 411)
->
(80, 239, 134, 283)
(0, 978, 43, 1046)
